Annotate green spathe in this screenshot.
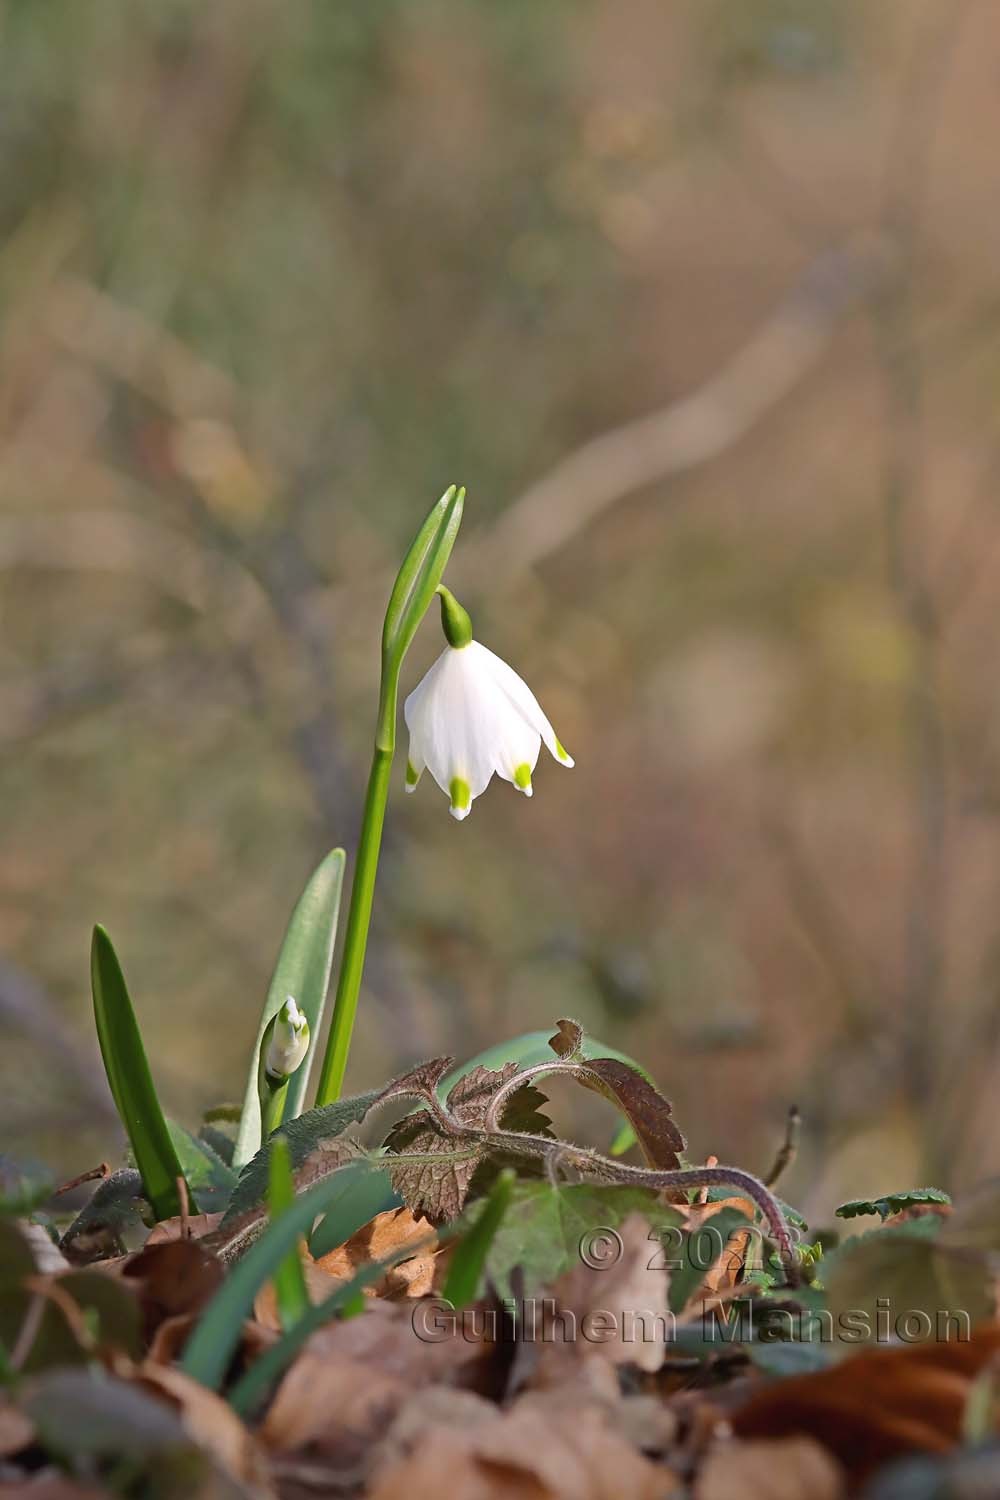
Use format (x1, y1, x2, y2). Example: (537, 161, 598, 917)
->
(436, 583, 473, 649)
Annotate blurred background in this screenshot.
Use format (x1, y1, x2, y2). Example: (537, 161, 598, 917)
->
(1, 0, 998, 1221)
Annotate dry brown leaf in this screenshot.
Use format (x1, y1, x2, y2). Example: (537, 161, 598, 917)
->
(529, 1212, 672, 1382)
(696, 1437, 845, 1500)
(368, 1400, 675, 1500)
(252, 1252, 347, 1333)
(731, 1321, 1000, 1484)
(676, 1197, 757, 1306)
(121, 1239, 225, 1342)
(313, 1206, 440, 1300)
(261, 1297, 502, 1462)
(137, 1361, 272, 1492)
(145, 1212, 224, 1245)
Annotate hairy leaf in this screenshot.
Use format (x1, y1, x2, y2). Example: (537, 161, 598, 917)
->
(384, 1064, 553, 1222)
(835, 1188, 951, 1222)
(60, 1170, 150, 1263)
(167, 1122, 237, 1214)
(482, 1181, 684, 1300)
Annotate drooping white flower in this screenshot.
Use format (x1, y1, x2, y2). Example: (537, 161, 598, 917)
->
(403, 588, 574, 820)
(265, 995, 310, 1080)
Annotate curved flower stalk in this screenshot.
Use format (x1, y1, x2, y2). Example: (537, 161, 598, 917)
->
(314, 486, 465, 1106)
(404, 586, 574, 820)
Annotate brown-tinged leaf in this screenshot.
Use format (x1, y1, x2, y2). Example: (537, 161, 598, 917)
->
(367, 1398, 674, 1500)
(253, 1252, 348, 1333)
(676, 1196, 757, 1307)
(121, 1239, 224, 1344)
(696, 1436, 845, 1499)
(384, 1065, 552, 1222)
(548, 1018, 584, 1060)
(145, 1212, 224, 1244)
(137, 1361, 272, 1491)
(261, 1297, 501, 1465)
(731, 1322, 1000, 1485)
(314, 1207, 441, 1300)
(575, 1059, 685, 1170)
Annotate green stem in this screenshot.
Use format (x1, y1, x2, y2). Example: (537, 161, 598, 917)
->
(314, 742, 393, 1104)
(261, 1077, 288, 1139)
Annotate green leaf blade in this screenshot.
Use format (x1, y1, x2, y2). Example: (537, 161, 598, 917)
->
(90, 926, 186, 1222)
(233, 848, 346, 1169)
(268, 1137, 309, 1332)
(183, 1160, 387, 1390)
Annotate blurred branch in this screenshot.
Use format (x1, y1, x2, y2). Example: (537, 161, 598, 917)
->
(460, 234, 892, 588)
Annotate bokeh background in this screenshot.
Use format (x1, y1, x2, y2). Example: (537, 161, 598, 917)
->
(2, 0, 999, 1221)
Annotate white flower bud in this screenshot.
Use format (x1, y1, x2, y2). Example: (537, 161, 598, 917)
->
(265, 996, 310, 1081)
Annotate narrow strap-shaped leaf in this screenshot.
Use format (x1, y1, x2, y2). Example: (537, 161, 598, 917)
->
(226, 1219, 444, 1416)
(376, 485, 465, 749)
(182, 1160, 379, 1389)
(233, 848, 346, 1169)
(91, 926, 187, 1222)
(268, 1137, 309, 1331)
(443, 1168, 515, 1308)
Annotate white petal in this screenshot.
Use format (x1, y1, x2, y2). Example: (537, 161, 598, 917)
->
(470, 642, 574, 767)
(404, 647, 496, 802)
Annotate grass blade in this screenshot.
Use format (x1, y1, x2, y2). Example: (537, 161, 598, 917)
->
(227, 1224, 441, 1416)
(90, 926, 187, 1222)
(443, 1168, 515, 1308)
(182, 1160, 380, 1390)
(268, 1137, 308, 1332)
(233, 848, 346, 1168)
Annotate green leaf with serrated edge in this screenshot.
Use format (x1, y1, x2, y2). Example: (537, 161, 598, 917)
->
(384, 1065, 552, 1222)
(233, 848, 346, 1170)
(268, 1138, 308, 1332)
(91, 927, 188, 1222)
(823, 1223, 994, 1346)
(443, 1169, 516, 1308)
(0, 1157, 54, 1217)
(168, 1122, 237, 1214)
(184, 1161, 389, 1390)
(482, 1182, 684, 1301)
(222, 1088, 383, 1225)
(835, 1187, 951, 1221)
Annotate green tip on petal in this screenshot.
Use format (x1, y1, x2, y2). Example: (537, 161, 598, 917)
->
(513, 763, 533, 795)
(449, 776, 471, 820)
(405, 759, 421, 790)
(437, 584, 473, 650)
(554, 738, 575, 767)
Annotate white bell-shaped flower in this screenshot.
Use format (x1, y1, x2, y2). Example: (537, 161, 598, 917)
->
(403, 587, 573, 820)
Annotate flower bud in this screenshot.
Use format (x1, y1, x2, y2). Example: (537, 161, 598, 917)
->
(265, 996, 310, 1081)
